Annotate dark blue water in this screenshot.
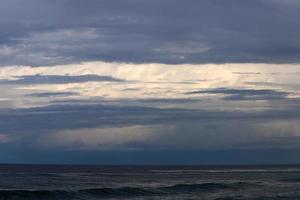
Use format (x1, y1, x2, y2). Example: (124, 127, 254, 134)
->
(0, 165, 300, 200)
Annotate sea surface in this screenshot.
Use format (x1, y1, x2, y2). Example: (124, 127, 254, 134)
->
(0, 165, 300, 200)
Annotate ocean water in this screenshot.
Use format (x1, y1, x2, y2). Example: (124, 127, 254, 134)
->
(0, 165, 300, 200)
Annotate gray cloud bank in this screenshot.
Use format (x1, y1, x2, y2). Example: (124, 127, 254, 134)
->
(0, 75, 123, 84)
(26, 92, 78, 98)
(0, 0, 300, 66)
(1, 100, 300, 164)
(187, 88, 291, 101)
(1, 103, 300, 148)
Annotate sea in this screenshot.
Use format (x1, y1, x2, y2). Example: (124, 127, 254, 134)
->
(0, 165, 300, 200)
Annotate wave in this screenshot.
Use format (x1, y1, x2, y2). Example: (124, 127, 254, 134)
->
(150, 168, 300, 174)
(215, 195, 300, 200)
(0, 182, 257, 199)
(279, 177, 300, 182)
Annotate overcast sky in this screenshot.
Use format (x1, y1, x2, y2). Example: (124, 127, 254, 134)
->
(1, 0, 300, 164)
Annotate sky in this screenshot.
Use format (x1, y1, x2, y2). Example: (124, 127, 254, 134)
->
(1, 0, 300, 165)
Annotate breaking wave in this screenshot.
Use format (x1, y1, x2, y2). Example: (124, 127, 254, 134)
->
(0, 182, 257, 199)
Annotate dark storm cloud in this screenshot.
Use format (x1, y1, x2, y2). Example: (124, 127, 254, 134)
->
(1, 103, 300, 136)
(50, 98, 202, 106)
(124, 98, 202, 104)
(0, 104, 202, 135)
(187, 88, 290, 101)
(1, 0, 300, 66)
(0, 75, 124, 84)
(2, 102, 300, 164)
(26, 92, 78, 98)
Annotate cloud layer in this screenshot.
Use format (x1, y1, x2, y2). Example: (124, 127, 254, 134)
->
(0, 62, 300, 159)
(1, 0, 300, 164)
(1, 0, 300, 66)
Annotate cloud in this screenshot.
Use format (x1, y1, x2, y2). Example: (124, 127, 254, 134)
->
(1, 103, 300, 148)
(36, 125, 171, 150)
(1, 0, 300, 66)
(1, 62, 299, 111)
(0, 74, 123, 84)
(26, 92, 78, 98)
(187, 88, 290, 101)
(0, 104, 203, 135)
(0, 133, 17, 144)
(1, 0, 300, 164)
(245, 81, 300, 90)
(0, 62, 298, 154)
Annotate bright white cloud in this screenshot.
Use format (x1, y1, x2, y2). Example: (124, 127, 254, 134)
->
(0, 61, 300, 109)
